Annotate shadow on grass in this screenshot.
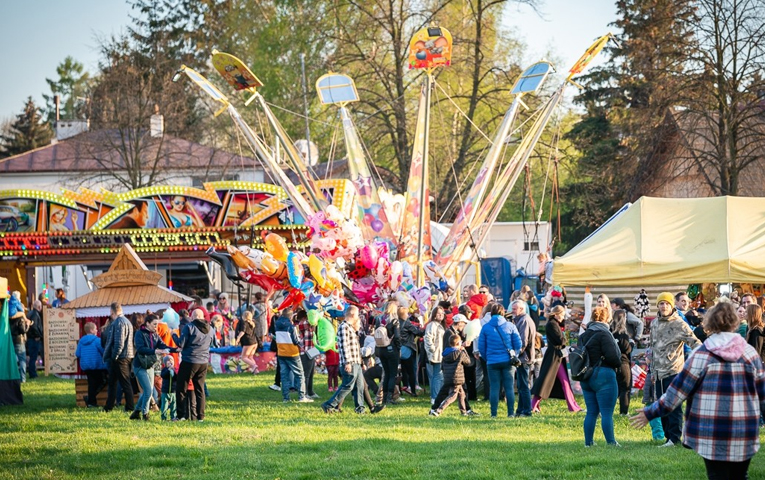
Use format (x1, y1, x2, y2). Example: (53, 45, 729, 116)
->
(1, 438, 706, 480)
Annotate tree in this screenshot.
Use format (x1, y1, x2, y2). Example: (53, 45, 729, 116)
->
(672, 0, 765, 195)
(325, 0, 535, 218)
(43, 56, 92, 122)
(71, 0, 209, 191)
(560, 0, 697, 253)
(0, 97, 52, 158)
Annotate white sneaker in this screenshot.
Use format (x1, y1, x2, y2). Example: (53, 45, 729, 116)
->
(297, 397, 314, 403)
(269, 384, 280, 391)
(429, 409, 440, 417)
(658, 440, 675, 448)
(308, 393, 320, 399)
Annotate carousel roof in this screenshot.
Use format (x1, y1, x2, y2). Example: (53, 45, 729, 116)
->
(63, 244, 192, 310)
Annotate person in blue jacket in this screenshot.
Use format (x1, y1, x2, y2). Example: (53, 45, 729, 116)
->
(76, 322, 109, 408)
(477, 303, 522, 418)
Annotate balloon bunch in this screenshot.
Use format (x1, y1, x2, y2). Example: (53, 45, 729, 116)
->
(306, 205, 364, 261)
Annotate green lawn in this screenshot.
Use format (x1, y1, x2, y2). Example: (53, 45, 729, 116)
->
(1, 374, 762, 479)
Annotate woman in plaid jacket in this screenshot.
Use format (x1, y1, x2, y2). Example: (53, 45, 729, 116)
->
(631, 301, 765, 479)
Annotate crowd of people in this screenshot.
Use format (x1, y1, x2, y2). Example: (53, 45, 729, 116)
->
(9, 279, 765, 479)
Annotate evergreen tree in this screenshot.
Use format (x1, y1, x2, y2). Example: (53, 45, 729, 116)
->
(560, 0, 697, 252)
(43, 56, 92, 122)
(1, 97, 53, 158)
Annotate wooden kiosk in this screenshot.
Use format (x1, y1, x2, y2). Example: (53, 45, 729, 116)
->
(59, 244, 192, 407)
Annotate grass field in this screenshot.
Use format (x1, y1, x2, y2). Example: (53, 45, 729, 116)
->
(1, 374, 763, 480)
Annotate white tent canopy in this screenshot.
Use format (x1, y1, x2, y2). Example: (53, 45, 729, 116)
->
(554, 196, 765, 286)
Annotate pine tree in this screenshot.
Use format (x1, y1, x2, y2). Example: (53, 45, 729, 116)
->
(560, 0, 697, 252)
(1, 97, 53, 158)
(43, 56, 92, 122)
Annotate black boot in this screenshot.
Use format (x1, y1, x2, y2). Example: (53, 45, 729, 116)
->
(129, 410, 141, 420)
(142, 412, 150, 421)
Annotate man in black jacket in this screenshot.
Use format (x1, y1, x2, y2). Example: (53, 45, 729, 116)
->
(103, 302, 135, 412)
(26, 300, 43, 379)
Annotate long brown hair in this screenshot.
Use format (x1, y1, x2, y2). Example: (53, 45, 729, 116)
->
(747, 304, 763, 330)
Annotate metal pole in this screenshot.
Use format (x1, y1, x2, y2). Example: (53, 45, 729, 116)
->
(300, 53, 313, 167)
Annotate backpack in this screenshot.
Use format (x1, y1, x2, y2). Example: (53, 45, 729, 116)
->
(569, 334, 597, 381)
(374, 323, 391, 347)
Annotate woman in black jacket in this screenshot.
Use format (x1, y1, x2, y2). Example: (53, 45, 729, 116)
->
(531, 305, 582, 413)
(131, 314, 175, 421)
(398, 307, 423, 396)
(376, 302, 402, 405)
(578, 306, 622, 446)
(611, 310, 633, 415)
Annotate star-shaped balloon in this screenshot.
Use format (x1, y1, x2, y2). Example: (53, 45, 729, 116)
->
(353, 175, 373, 196)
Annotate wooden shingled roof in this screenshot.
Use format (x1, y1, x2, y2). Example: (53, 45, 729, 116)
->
(63, 244, 192, 309)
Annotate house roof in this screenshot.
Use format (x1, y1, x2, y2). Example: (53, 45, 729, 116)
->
(0, 129, 259, 174)
(63, 244, 192, 309)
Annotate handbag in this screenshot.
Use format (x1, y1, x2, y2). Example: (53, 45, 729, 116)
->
(306, 347, 321, 360)
(137, 353, 158, 369)
(494, 325, 522, 367)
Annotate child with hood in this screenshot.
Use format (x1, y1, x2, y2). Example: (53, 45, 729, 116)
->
(429, 332, 478, 417)
(75, 322, 108, 407)
(632, 302, 765, 479)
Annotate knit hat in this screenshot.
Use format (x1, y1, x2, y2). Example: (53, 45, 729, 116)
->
(656, 292, 675, 308)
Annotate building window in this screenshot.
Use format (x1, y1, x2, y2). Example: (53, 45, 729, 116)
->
(523, 241, 539, 251)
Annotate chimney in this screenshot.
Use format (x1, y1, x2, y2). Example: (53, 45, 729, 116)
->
(150, 104, 164, 138)
(54, 95, 60, 121)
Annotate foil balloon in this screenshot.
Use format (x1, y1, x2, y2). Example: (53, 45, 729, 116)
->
(263, 232, 289, 262)
(315, 317, 337, 352)
(227, 245, 258, 270)
(412, 286, 431, 314)
(374, 257, 390, 287)
(308, 254, 328, 290)
(394, 290, 412, 309)
(389, 261, 403, 290)
(307, 309, 322, 327)
(260, 253, 289, 281)
(359, 244, 379, 269)
(240, 270, 285, 291)
(287, 251, 305, 289)
(278, 288, 306, 310)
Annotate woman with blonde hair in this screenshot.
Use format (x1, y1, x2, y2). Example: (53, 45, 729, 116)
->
(632, 302, 765, 479)
(579, 306, 621, 446)
(745, 304, 765, 363)
(236, 311, 259, 373)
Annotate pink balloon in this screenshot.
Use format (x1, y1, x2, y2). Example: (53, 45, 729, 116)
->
(364, 213, 374, 225)
(359, 244, 379, 269)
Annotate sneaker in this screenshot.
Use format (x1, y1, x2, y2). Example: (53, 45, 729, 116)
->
(516, 413, 532, 418)
(371, 404, 386, 414)
(283, 399, 292, 403)
(309, 393, 320, 399)
(429, 409, 440, 417)
(415, 385, 424, 392)
(462, 410, 481, 417)
(584, 443, 596, 448)
(355, 407, 367, 415)
(297, 397, 314, 403)
(658, 440, 675, 448)
(269, 384, 280, 391)
(608, 442, 622, 447)
(320, 403, 334, 414)
(142, 413, 150, 421)
(129, 410, 141, 420)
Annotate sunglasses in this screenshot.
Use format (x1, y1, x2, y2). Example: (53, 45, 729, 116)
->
(173, 200, 185, 206)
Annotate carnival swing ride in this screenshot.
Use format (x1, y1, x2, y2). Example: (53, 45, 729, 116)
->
(169, 28, 614, 348)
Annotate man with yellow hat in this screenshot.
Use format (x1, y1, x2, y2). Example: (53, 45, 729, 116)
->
(650, 292, 701, 448)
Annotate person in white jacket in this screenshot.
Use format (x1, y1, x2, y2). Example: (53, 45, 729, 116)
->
(424, 306, 446, 406)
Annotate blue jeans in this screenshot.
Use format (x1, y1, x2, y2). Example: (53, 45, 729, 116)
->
(26, 339, 41, 378)
(427, 362, 443, 403)
(488, 361, 516, 417)
(134, 366, 155, 415)
(324, 363, 365, 411)
(280, 356, 306, 400)
(14, 343, 26, 383)
(516, 364, 531, 415)
(581, 366, 618, 445)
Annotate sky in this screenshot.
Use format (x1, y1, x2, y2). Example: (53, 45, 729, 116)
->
(0, 0, 617, 122)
